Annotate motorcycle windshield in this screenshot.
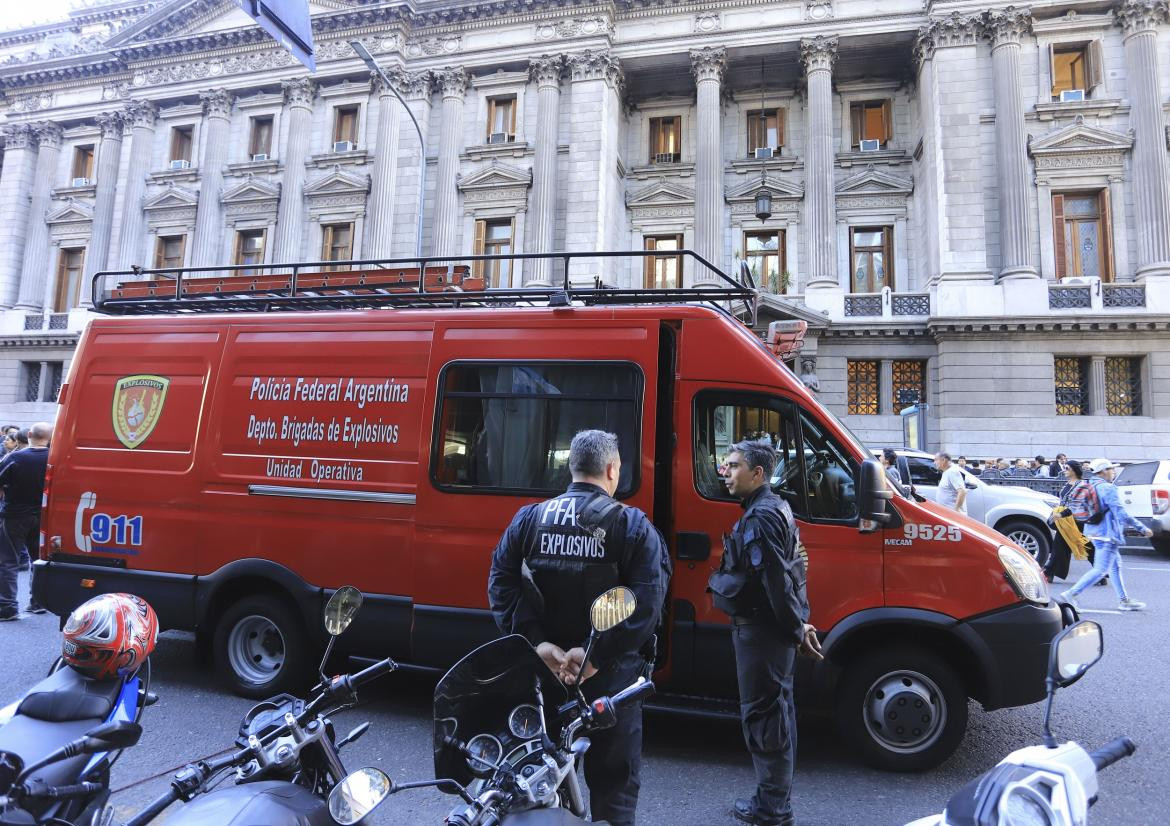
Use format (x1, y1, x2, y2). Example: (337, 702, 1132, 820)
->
(433, 634, 568, 785)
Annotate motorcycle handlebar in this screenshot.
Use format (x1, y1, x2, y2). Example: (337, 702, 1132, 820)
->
(352, 657, 398, 688)
(1090, 736, 1136, 771)
(124, 787, 180, 826)
(610, 677, 655, 709)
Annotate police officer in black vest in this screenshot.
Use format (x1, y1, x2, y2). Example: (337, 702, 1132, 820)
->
(488, 429, 669, 826)
(709, 440, 822, 826)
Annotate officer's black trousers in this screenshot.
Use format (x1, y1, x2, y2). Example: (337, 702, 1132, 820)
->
(732, 620, 798, 821)
(583, 653, 644, 826)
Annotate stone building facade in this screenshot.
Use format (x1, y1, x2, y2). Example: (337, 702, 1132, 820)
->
(0, 0, 1168, 458)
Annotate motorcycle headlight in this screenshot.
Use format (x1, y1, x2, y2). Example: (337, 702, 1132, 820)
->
(1000, 784, 1057, 826)
(999, 545, 1050, 604)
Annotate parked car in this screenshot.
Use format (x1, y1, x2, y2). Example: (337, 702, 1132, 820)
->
(879, 449, 1059, 562)
(1115, 460, 1170, 555)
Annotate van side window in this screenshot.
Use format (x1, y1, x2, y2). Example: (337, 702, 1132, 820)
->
(798, 412, 859, 522)
(693, 393, 802, 514)
(433, 362, 642, 496)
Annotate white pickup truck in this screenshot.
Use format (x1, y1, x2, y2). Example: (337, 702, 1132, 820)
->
(1116, 460, 1170, 555)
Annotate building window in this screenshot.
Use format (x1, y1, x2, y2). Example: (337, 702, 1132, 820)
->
(472, 218, 514, 287)
(850, 226, 893, 293)
(892, 360, 927, 409)
(169, 126, 193, 163)
(847, 360, 881, 415)
(744, 229, 785, 293)
(1050, 43, 1102, 100)
(154, 235, 185, 270)
(644, 234, 683, 289)
(47, 362, 63, 403)
(1054, 356, 1089, 416)
(486, 96, 517, 142)
(53, 247, 85, 312)
(1052, 192, 1112, 281)
(746, 109, 784, 155)
(321, 222, 354, 270)
(649, 116, 681, 163)
(1104, 357, 1142, 417)
(249, 116, 273, 158)
(332, 105, 359, 147)
(234, 229, 266, 274)
(849, 100, 892, 148)
(71, 145, 94, 183)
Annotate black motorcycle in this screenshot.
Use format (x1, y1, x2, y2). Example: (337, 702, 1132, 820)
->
(373, 586, 655, 826)
(120, 586, 396, 826)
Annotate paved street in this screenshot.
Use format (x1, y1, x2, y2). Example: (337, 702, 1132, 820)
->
(4, 555, 1169, 826)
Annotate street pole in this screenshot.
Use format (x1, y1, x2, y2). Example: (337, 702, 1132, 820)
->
(349, 41, 426, 261)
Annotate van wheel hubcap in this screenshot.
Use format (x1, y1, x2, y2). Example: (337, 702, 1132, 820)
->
(1008, 529, 1040, 558)
(227, 614, 285, 685)
(863, 669, 946, 753)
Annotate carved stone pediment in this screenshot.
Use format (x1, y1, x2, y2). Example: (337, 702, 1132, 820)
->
(110, 0, 351, 47)
(457, 163, 532, 193)
(1028, 122, 1133, 155)
(835, 165, 914, 196)
(46, 199, 94, 224)
(222, 177, 281, 204)
(144, 184, 199, 211)
(625, 178, 695, 208)
(304, 168, 370, 197)
(726, 175, 804, 202)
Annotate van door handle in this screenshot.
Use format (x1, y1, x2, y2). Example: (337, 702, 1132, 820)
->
(675, 532, 711, 561)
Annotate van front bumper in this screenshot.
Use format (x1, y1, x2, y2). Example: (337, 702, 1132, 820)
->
(961, 600, 1065, 711)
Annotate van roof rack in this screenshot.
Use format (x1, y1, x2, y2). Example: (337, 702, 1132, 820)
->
(91, 251, 757, 319)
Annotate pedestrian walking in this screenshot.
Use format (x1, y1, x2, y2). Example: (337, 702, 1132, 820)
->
(1060, 457, 1152, 611)
(880, 448, 902, 488)
(934, 453, 968, 514)
(0, 422, 52, 620)
(710, 440, 821, 826)
(487, 429, 670, 826)
(1044, 460, 1093, 583)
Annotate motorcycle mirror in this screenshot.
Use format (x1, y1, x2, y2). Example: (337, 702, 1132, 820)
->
(1050, 620, 1103, 688)
(81, 720, 143, 753)
(589, 587, 637, 633)
(328, 767, 393, 825)
(323, 586, 363, 637)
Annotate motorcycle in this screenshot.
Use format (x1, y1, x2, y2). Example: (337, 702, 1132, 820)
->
(367, 586, 655, 826)
(0, 599, 157, 826)
(906, 618, 1135, 826)
(120, 586, 397, 826)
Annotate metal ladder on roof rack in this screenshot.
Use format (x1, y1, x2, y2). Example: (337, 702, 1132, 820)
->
(91, 250, 757, 320)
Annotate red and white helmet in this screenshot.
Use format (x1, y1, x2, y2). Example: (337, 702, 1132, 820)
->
(62, 593, 159, 679)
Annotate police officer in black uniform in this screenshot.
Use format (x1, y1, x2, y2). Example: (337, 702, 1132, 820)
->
(709, 440, 822, 826)
(488, 429, 669, 826)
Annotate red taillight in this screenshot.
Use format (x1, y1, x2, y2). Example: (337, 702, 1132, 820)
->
(1153, 488, 1170, 516)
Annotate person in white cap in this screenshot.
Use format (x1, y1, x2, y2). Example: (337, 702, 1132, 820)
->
(1059, 457, 1153, 611)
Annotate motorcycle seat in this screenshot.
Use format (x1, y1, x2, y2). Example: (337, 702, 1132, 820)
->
(14, 665, 122, 723)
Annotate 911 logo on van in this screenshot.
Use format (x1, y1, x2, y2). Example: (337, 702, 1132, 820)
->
(74, 491, 143, 554)
(112, 374, 170, 449)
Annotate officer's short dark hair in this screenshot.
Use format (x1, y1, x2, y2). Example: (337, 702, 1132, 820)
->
(569, 430, 620, 477)
(882, 448, 898, 465)
(730, 440, 776, 479)
(1035, 455, 1046, 464)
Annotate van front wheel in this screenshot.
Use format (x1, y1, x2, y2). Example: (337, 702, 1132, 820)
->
(835, 645, 968, 772)
(214, 595, 307, 699)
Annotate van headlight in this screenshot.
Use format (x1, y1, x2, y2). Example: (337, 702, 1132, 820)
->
(998, 545, 1050, 604)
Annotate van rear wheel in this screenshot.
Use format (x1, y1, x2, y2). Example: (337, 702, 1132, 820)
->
(214, 594, 307, 699)
(835, 645, 967, 772)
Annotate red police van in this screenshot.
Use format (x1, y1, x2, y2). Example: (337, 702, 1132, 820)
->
(34, 252, 1064, 771)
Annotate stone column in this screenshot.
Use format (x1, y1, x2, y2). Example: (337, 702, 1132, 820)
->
(1116, 0, 1170, 281)
(365, 70, 404, 259)
(984, 8, 1038, 281)
(432, 68, 468, 258)
(525, 55, 565, 286)
(1089, 356, 1107, 415)
(15, 123, 62, 310)
(0, 124, 39, 308)
(190, 89, 233, 268)
(691, 47, 727, 288)
(115, 100, 158, 271)
(82, 112, 125, 305)
(273, 78, 316, 264)
(800, 36, 839, 290)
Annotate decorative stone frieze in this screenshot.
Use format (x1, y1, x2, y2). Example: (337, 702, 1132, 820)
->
(405, 36, 462, 57)
(200, 88, 233, 120)
(222, 176, 281, 224)
(457, 163, 532, 214)
(434, 67, 469, 100)
(102, 82, 130, 101)
(689, 46, 726, 84)
(693, 13, 721, 32)
(982, 6, 1033, 49)
(804, 1, 834, 21)
(799, 36, 838, 74)
(12, 93, 54, 113)
(1115, 0, 1170, 37)
(529, 54, 565, 89)
(536, 16, 613, 40)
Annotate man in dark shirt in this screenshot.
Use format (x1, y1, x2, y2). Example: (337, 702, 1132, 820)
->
(710, 440, 821, 826)
(0, 422, 51, 620)
(488, 429, 670, 826)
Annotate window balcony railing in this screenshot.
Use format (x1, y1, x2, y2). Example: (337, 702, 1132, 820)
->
(1102, 283, 1145, 308)
(843, 291, 930, 318)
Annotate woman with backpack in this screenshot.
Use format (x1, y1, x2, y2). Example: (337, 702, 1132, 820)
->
(1044, 460, 1093, 583)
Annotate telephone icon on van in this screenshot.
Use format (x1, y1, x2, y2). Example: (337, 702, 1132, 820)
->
(75, 491, 97, 552)
(74, 492, 144, 552)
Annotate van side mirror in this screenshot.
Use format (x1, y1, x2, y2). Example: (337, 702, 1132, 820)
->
(858, 459, 892, 532)
(1049, 620, 1103, 688)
